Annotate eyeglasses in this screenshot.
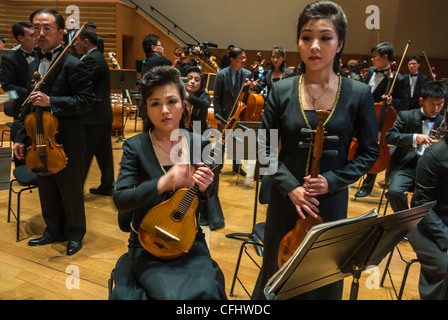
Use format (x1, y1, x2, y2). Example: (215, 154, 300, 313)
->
(32, 25, 56, 34)
(154, 44, 164, 48)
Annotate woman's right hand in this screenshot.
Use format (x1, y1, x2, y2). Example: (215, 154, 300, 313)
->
(157, 164, 195, 194)
(288, 186, 320, 220)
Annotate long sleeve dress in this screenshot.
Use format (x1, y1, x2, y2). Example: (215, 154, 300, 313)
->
(113, 131, 226, 300)
(252, 75, 380, 299)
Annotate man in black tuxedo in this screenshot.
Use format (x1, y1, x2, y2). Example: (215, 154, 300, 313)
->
(408, 110, 448, 300)
(356, 42, 406, 197)
(74, 29, 114, 196)
(1, 21, 37, 120)
(13, 9, 94, 255)
(401, 55, 429, 111)
(385, 81, 446, 214)
(63, 17, 80, 58)
(213, 47, 252, 175)
(140, 34, 172, 77)
(85, 22, 104, 54)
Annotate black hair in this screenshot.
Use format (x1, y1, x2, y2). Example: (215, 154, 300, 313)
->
(272, 46, 286, 72)
(296, 0, 347, 74)
(78, 29, 98, 46)
(421, 81, 448, 100)
(12, 22, 32, 41)
(86, 22, 97, 29)
(30, 8, 65, 30)
(139, 65, 186, 132)
(409, 55, 422, 63)
(185, 65, 206, 94)
(228, 47, 244, 60)
(142, 34, 160, 56)
(371, 42, 394, 62)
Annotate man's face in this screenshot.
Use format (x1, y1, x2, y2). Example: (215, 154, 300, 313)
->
(408, 59, 420, 74)
(421, 96, 445, 117)
(231, 51, 246, 70)
(32, 12, 64, 53)
(0, 41, 5, 49)
(19, 27, 38, 52)
(152, 40, 164, 56)
(371, 51, 389, 69)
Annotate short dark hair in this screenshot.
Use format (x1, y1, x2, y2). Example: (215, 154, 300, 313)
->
(296, 1, 347, 74)
(142, 34, 160, 55)
(228, 47, 244, 60)
(30, 8, 65, 30)
(78, 29, 98, 46)
(12, 22, 33, 41)
(139, 65, 186, 131)
(371, 42, 394, 61)
(86, 22, 97, 29)
(409, 55, 422, 64)
(421, 81, 448, 100)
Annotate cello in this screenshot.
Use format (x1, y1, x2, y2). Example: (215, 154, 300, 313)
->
(277, 110, 336, 268)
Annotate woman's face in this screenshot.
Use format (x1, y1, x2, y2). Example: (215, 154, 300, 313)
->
(271, 51, 285, 69)
(146, 84, 184, 133)
(298, 18, 342, 73)
(186, 71, 202, 94)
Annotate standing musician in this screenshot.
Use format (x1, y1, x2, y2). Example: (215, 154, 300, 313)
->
(252, 46, 295, 99)
(213, 47, 253, 176)
(140, 33, 172, 77)
(408, 109, 448, 300)
(13, 9, 94, 255)
(112, 65, 226, 300)
(385, 81, 446, 214)
(401, 55, 429, 111)
(355, 41, 406, 198)
(74, 29, 114, 196)
(63, 17, 80, 58)
(252, 0, 379, 300)
(185, 65, 225, 230)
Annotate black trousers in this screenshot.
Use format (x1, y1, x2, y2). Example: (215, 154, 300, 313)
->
(37, 155, 86, 242)
(83, 124, 114, 189)
(386, 167, 416, 213)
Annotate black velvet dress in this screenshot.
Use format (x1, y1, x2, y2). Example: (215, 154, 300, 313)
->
(252, 75, 380, 299)
(112, 131, 226, 300)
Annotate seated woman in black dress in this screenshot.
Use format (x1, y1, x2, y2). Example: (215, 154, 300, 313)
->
(252, 0, 379, 300)
(113, 65, 226, 300)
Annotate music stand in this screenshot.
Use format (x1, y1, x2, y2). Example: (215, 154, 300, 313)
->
(225, 121, 264, 256)
(110, 69, 137, 143)
(264, 202, 434, 300)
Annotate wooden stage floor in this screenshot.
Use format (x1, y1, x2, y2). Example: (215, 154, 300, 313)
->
(0, 117, 421, 301)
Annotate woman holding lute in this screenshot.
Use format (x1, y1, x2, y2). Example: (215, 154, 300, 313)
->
(112, 65, 226, 300)
(252, 0, 379, 300)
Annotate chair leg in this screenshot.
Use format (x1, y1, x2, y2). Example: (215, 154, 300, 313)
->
(398, 259, 419, 300)
(380, 247, 395, 287)
(7, 179, 15, 223)
(229, 240, 247, 297)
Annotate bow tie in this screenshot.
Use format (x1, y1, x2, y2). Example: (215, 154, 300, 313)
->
(22, 51, 34, 58)
(374, 68, 388, 74)
(422, 114, 436, 122)
(38, 47, 63, 61)
(410, 73, 418, 77)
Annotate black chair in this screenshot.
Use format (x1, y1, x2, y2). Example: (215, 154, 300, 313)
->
(229, 175, 271, 298)
(7, 165, 38, 241)
(1, 122, 12, 147)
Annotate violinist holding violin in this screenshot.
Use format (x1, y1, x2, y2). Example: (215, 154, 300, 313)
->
(13, 9, 94, 255)
(252, 0, 379, 300)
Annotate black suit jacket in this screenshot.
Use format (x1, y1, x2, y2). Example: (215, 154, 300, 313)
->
(400, 73, 429, 110)
(63, 29, 80, 58)
(385, 108, 443, 179)
(140, 52, 172, 77)
(213, 66, 251, 120)
(82, 48, 112, 125)
(14, 52, 95, 157)
(364, 66, 407, 111)
(0, 49, 36, 119)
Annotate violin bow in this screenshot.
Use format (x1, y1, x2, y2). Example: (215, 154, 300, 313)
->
(387, 40, 411, 96)
(422, 51, 436, 81)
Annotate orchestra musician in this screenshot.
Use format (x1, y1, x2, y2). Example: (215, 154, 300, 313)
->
(355, 41, 407, 198)
(73, 29, 115, 196)
(252, 46, 295, 99)
(213, 47, 252, 176)
(401, 55, 429, 111)
(408, 109, 448, 300)
(112, 65, 226, 300)
(185, 65, 225, 230)
(252, 0, 379, 300)
(140, 33, 172, 78)
(63, 17, 80, 58)
(13, 8, 94, 255)
(384, 81, 446, 214)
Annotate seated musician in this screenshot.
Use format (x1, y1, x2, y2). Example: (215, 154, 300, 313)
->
(112, 65, 226, 300)
(408, 109, 448, 300)
(385, 81, 446, 214)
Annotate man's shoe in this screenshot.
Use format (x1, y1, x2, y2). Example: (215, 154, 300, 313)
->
(67, 241, 83, 255)
(232, 166, 247, 176)
(28, 235, 53, 246)
(355, 188, 371, 198)
(89, 186, 112, 196)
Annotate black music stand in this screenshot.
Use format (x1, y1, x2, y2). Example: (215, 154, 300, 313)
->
(225, 122, 265, 256)
(110, 69, 137, 143)
(264, 202, 434, 300)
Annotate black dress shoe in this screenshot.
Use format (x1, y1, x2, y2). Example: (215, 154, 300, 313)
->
(89, 186, 112, 196)
(67, 241, 83, 255)
(355, 188, 371, 198)
(28, 236, 53, 246)
(232, 166, 247, 176)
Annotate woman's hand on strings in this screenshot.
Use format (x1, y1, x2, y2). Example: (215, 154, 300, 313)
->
(157, 163, 195, 194)
(193, 163, 214, 193)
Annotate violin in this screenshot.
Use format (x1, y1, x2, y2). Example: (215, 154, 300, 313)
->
(208, 56, 220, 72)
(173, 48, 187, 69)
(277, 110, 333, 268)
(239, 53, 265, 122)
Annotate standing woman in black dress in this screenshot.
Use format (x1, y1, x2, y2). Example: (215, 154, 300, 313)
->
(252, 0, 380, 300)
(113, 65, 226, 300)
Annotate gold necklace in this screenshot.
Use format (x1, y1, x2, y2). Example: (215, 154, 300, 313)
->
(303, 73, 337, 109)
(151, 130, 183, 157)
